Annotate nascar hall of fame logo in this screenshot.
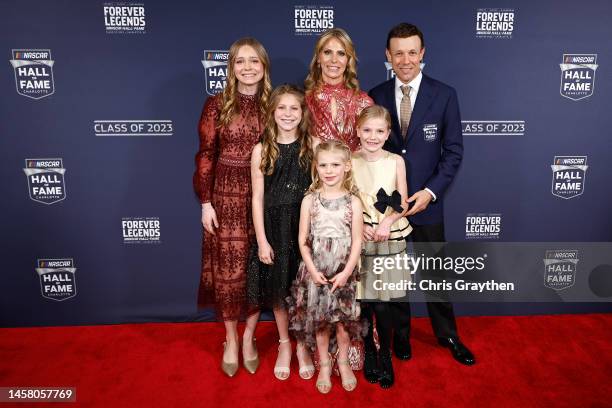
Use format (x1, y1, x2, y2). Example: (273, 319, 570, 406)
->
(423, 124, 437, 142)
(543, 250, 578, 290)
(385, 62, 425, 80)
(462, 120, 525, 136)
(465, 213, 502, 239)
(103, 2, 146, 34)
(294, 5, 334, 36)
(475, 8, 515, 39)
(10, 49, 54, 99)
(551, 156, 588, 199)
(36, 258, 77, 301)
(202, 50, 229, 96)
(23, 158, 66, 205)
(560, 54, 597, 100)
(122, 217, 161, 244)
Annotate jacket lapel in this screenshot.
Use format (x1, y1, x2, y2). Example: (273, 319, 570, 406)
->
(405, 75, 436, 146)
(380, 79, 403, 148)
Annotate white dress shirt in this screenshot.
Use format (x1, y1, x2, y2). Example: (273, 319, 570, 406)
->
(393, 71, 437, 201)
(394, 71, 422, 120)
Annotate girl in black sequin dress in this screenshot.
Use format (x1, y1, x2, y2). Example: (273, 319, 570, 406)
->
(247, 85, 319, 380)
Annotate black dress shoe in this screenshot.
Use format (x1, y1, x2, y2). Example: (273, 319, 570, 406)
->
(363, 349, 380, 383)
(438, 337, 476, 366)
(393, 335, 412, 360)
(378, 349, 395, 389)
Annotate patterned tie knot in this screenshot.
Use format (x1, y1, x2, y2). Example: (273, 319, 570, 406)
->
(401, 85, 411, 96)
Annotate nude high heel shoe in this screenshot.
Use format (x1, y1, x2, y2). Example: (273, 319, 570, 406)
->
(243, 338, 260, 374)
(221, 342, 239, 377)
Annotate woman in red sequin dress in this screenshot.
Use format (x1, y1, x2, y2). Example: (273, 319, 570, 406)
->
(305, 28, 373, 152)
(194, 37, 272, 377)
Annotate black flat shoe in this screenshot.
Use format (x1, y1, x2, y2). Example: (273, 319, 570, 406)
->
(438, 337, 476, 366)
(378, 349, 394, 389)
(393, 335, 412, 360)
(363, 349, 380, 383)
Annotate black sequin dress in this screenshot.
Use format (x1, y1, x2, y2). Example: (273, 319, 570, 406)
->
(246, 140, 311, 311)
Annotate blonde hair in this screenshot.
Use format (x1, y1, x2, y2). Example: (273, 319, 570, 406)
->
(260, 84, 313, 175)
(218, 37, 272, 129)
(308, 140, 358, 195)
(356, 105, 392, 130)
(304, 28, 360, 94)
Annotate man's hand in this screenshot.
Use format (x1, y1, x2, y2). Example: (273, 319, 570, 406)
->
(405, 189, 433, 216)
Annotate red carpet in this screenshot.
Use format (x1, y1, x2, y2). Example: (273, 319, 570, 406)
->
(1, 314, 610, 407)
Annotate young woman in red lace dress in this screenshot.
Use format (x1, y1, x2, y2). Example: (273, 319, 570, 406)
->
(194, 37, 272, 377)
(304, 28, 373, 152)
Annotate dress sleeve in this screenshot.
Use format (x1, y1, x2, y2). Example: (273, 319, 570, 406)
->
(193, 95, 220, 204)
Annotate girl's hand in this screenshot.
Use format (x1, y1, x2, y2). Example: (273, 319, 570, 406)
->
(258, 241, 275, 265)
(329, 270, 351, 293)
(374, 218, 392, 242)
(309, 269, 328, 286)
(201, 203, 219, 235)
(363, 225, 375, 241)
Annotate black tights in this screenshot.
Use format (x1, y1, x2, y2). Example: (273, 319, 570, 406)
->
(363, 303, 393, 351)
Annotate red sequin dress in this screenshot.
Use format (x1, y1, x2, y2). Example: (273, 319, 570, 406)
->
(194, 93, 262, 321)
(306, 83, 373, 152)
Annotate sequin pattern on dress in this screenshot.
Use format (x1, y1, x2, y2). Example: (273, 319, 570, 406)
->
(246, 140, 311, 311)
(306, 83, 373, 152)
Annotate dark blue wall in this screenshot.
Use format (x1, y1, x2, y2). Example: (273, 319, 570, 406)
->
(1, 0, 610, 327)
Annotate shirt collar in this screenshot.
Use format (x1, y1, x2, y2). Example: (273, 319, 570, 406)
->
(395, 71, 423, 95)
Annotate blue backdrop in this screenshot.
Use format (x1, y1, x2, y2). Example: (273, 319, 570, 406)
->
(1, 0, 611, 327)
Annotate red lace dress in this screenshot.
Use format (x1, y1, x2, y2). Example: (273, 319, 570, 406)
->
(194, 93, 262, 321)
(306, 83, 373, 152)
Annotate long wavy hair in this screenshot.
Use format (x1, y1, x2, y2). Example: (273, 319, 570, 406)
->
(260, 84, 313, 175)
(218, 37, 272, 129)
(304, 28, 360, 95)
(308, 140, 358, 195)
